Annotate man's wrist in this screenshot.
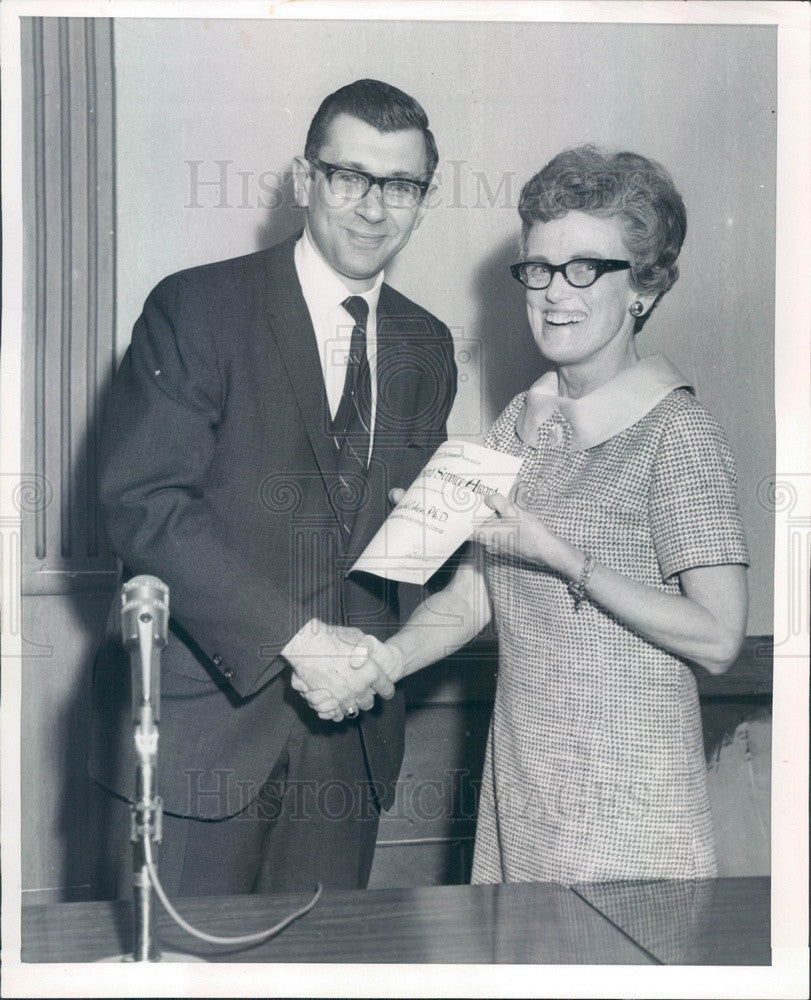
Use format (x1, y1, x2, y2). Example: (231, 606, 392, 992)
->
(280, 617, 320, 665)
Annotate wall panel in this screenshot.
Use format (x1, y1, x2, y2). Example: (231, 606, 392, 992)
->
(20, 16, 118, 904)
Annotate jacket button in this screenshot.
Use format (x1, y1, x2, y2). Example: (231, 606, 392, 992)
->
(223, 667, 234, 680)
(212, 654, 222, 667)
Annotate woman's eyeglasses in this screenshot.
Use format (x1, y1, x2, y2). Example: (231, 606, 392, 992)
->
(510, 258, 631, 290)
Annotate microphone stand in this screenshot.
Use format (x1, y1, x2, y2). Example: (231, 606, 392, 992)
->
(105, 575, 320, 963)
(121, 576, 168, 963)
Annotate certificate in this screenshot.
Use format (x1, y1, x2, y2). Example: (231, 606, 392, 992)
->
(351, 440, 523, 584)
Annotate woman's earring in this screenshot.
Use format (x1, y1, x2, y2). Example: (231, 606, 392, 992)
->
(629, 301, 645, 317)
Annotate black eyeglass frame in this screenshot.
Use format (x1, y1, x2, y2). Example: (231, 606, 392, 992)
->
(510, 258, 632, 290)
(309, 158, 431, 205)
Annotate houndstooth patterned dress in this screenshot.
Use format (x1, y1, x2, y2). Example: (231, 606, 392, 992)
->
(471, 356, 749, 884)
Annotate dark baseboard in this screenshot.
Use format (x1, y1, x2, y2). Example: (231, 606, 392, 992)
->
(697, 635, 773, 698)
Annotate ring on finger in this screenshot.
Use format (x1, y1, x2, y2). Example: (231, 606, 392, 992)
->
(345, 705, 360, 719)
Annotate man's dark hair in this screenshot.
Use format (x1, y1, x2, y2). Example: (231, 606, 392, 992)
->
(304, 78, 439, 179)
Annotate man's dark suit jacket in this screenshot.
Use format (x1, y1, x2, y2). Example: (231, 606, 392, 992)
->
(89, 234, 457, 820)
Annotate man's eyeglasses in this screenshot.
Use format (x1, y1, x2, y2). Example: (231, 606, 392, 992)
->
(310, 158, 430, 209)
(510, 258, 632, 290)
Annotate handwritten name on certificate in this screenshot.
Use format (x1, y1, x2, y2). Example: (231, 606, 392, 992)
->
(351, 440, 523, 584)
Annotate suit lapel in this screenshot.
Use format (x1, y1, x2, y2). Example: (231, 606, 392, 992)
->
(263, 249, 419, 564)
(262, 237, 345, 529)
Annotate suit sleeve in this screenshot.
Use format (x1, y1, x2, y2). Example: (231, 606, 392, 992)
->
(99, 275, 294, 697)
(402, 316, 459, 594)
(405, 315, 457, 450)
(437, 320, 458, 433)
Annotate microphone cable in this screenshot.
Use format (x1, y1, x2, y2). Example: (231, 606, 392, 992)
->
(142, 836, 323, 947)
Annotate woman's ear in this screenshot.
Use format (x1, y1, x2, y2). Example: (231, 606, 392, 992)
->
(629, 292, 658, 319)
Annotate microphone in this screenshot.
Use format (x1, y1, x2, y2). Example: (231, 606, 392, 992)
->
(121, 574, 169, 962)
(122, 574, 168, 725)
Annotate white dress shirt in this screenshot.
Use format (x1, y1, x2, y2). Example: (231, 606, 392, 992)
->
(294, 227, 383, 457)
(282, 229, 385, 661)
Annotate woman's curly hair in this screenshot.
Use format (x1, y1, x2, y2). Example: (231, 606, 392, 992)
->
(518, 145, 687, 311)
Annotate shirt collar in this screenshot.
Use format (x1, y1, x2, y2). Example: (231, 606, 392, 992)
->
(516, 354, 693, 452)
(295, 226, 384, 322)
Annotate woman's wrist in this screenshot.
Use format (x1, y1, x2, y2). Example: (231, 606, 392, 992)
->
(544, 532, 588, 583)
(567, 551, 597, 610)
(382, 638, 408, 683)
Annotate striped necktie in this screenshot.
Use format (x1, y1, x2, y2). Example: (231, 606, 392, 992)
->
(333, 295, 371, 536)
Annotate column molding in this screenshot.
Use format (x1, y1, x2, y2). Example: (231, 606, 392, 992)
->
(22, 17, 117, 594)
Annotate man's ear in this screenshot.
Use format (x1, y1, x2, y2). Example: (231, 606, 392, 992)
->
(411, 181, 437, 231)
(292, 156, 312, 208)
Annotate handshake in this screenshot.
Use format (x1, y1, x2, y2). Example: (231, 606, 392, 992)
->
(285, 618, 405, 723)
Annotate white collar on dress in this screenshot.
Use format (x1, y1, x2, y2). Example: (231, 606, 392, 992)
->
(295, 225, 384, 322)
(515, 354, 693, 452)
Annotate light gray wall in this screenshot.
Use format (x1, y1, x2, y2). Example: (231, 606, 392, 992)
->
(114, 18, 776, 633)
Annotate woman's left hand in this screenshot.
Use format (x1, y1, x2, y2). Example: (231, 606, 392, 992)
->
(475, 493, 748, 675)
(473, 491, 562, 569)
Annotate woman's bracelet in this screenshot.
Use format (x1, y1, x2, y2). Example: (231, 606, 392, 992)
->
(568, 552, 596, 611)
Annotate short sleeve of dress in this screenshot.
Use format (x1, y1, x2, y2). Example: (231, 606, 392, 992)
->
(649, 397, 750, 581)
(484, 393, 527, 452)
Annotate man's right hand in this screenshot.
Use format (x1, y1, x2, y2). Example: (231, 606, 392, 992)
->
(284, 618, 395, 721)
(349, 634, 406, 685)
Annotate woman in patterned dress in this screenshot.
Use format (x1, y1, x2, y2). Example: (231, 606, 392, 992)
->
(307, 146, 750, 883)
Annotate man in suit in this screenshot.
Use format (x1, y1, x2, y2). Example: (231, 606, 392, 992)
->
(90, 79, 457, 898)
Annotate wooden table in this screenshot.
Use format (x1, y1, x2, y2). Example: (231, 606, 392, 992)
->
(21, 877, 769, 966)
(572, 876, 771, 966)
